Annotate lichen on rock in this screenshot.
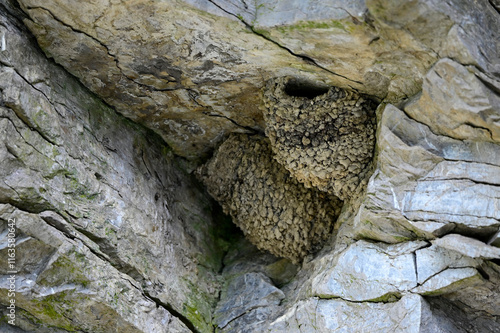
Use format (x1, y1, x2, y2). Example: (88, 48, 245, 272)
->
(197, 134, 342, 263)
(263, 77, 377, 201)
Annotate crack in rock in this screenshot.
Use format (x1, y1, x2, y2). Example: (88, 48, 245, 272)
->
(206, 0, 364, 86)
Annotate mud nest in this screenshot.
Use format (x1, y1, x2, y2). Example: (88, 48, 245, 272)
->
(197, 134, 342, 263)
(263, 77, 377, 201)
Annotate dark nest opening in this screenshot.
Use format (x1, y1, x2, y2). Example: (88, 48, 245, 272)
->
(284, 78, 329, 99)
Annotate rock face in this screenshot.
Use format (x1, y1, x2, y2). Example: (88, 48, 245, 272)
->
(0, 2, 226, 331)
(12, 0, 473, 158)
(263, 76, 377, 201)
(313, 241, 424, 302)
(269, 294, 464, 333)
(1, 0, 500, 332)
(405, 58, 500, 143)
(197, 134, 342, 263)
(213, 272, 284, 331)
(353, 100, 500, 244)
(212, 236, 298, 333)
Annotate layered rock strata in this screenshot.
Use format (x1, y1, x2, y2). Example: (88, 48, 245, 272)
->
(13, 0, 455, 158)
(0, 3, 224, 331)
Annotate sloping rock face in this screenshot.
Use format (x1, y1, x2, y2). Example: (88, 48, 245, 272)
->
(1, 0, 500, 332)
(0, 2, 227, 331)
(11, 0, 470, 159)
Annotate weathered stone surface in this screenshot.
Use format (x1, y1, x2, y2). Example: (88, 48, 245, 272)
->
(0, 206, 191, 333)
(14, 0, 345, 159)
(263, 76, 377, 201)
(434, 0, 500, 76)
(405, 58, 500, 143)
(14, 0, 499, 159)
(313, 240, 425, 301)
(433, 234, 500, 260)
(210, 0, 368, 27)
(0, 6, 225, 331)
(490, 230, 500, 248)
(198, 134, 342, 263)
(442, 262, 500, 318)
(218, 306, 275, 333)
(426, 295, 500, 333)
(415, 244, 479, 285)
(353, 104, 500, 244)
(269, 294, 464, 333)
(412, 267, 483, 296)
(222, 237, 299, 287)
(214, 272, 284, 330)
(212, 236, 298, 333)
(3, 0, 500, 331)
(227, 0, 442, 100)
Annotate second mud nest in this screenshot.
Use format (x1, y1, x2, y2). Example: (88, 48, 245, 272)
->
(197, 134, 342, 263)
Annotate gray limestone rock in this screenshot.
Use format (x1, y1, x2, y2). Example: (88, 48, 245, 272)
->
(0, 206, 192, 333)
(443, 262, 500, 318)
(222, 237, 299, 287)
(214, 272, 284, 330)
(313, 240, 425, 301)
(412, 267, 483, 296)
(0, 5, 223, 331)
(425, 296, 500, 333)
(432, 234, 500, 260)
(269, 294, 465, 333)
(213, 236, 299, 333)
(353, 104, 500, 244)
(405, 58, 500, 143)
(415, 244, 480, 285)
(489, 230, 500, 248)
(15, 0, 494, 157)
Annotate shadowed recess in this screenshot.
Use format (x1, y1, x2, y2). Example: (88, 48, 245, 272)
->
(284, 78, 329, 99)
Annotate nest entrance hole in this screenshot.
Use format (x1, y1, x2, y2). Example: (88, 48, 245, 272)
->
(284, 78, 329, 99)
